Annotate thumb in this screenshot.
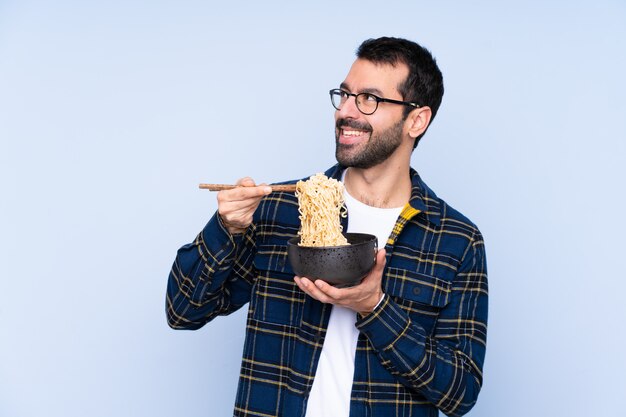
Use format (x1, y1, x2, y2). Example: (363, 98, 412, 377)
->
(372, 248, 387, 273)
(359, 248, 387, 287)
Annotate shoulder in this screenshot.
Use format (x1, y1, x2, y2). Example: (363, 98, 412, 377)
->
(441, 199, 482, 238)
(413, 171, 484, 243)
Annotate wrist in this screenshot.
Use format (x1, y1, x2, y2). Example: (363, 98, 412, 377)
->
(358, 292, 385, 317)
(219, 214, 247, 235)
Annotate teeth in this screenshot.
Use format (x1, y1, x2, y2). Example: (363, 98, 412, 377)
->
(343, 130, 365, 137)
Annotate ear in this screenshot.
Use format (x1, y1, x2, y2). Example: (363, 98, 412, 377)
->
(405, 106, 432, 139)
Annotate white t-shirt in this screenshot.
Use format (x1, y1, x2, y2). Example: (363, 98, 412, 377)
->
(305, 188, 403, 417)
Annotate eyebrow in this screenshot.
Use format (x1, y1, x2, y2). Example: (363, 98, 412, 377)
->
(339, 82, 384, 97)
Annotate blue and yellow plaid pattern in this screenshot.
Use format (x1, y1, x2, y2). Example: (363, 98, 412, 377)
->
(166, 164, 488, 417)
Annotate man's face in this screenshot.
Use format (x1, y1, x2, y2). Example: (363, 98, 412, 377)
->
(334, 59, 410, 169)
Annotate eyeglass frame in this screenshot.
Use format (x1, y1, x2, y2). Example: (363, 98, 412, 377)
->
(329, 88, 420, 115)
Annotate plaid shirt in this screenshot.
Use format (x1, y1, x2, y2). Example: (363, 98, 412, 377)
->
(166, 164, 488, 417)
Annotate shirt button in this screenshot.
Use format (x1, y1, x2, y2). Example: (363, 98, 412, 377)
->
(412, 287, 421, 295)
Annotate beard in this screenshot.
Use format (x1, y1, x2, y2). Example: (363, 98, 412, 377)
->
(335, 118, 404, 169)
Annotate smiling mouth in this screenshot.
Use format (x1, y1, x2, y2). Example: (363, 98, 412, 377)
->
(338, 128, 371, 145)
(336, 118, 372, 144)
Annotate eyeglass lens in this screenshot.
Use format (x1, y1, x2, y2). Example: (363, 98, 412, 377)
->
(330, 90, 377, 115)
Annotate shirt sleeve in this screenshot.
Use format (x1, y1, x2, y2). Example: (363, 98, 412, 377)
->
(165, 212, 257, 330)
(355, 230, 488, 417)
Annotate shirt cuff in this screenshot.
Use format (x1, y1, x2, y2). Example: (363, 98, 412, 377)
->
(200, 212, 242, 262)
(373, 293, 385, 310)
(356, 294, 421, 350)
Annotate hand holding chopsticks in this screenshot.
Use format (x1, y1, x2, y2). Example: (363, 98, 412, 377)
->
(205, 178, 295, 235)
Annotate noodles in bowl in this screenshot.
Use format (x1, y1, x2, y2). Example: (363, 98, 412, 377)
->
(288, 173, 377, 287)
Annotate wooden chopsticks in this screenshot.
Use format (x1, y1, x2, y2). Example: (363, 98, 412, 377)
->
(199, 183, 297, 192)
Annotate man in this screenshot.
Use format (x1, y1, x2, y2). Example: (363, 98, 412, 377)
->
(166, 37, 488, 417)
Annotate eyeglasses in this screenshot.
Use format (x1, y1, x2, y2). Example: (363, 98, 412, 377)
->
(329, 88, 419, 115)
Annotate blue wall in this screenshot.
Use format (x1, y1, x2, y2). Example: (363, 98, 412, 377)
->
(1, 1, 625, 416)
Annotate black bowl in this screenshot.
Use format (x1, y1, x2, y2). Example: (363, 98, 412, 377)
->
(287, 233, 378, 288)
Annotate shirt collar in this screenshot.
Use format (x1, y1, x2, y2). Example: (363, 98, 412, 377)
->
(324, 164, 441, 226)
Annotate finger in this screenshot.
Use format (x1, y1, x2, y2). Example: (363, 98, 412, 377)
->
(221, 177, 268, 200)
(231, 185, 272, 200)
(295, 277, 332, 303)
(217, 201, 255, 221)
(313, 279, 345, 300)
(294, 277, 317, 299)
(218, 185, 272, 203)
(220, 196, 265, 214)
(217, 198, 262, 231)
(236, 177, 256, 187)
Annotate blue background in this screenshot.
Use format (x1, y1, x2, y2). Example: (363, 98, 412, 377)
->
(1, 1, 625, 416)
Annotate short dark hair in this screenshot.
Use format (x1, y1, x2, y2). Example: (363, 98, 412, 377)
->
(356, 37, 444, 146)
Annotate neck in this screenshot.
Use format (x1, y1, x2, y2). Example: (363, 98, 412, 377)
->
(343, 161, 411, 208)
